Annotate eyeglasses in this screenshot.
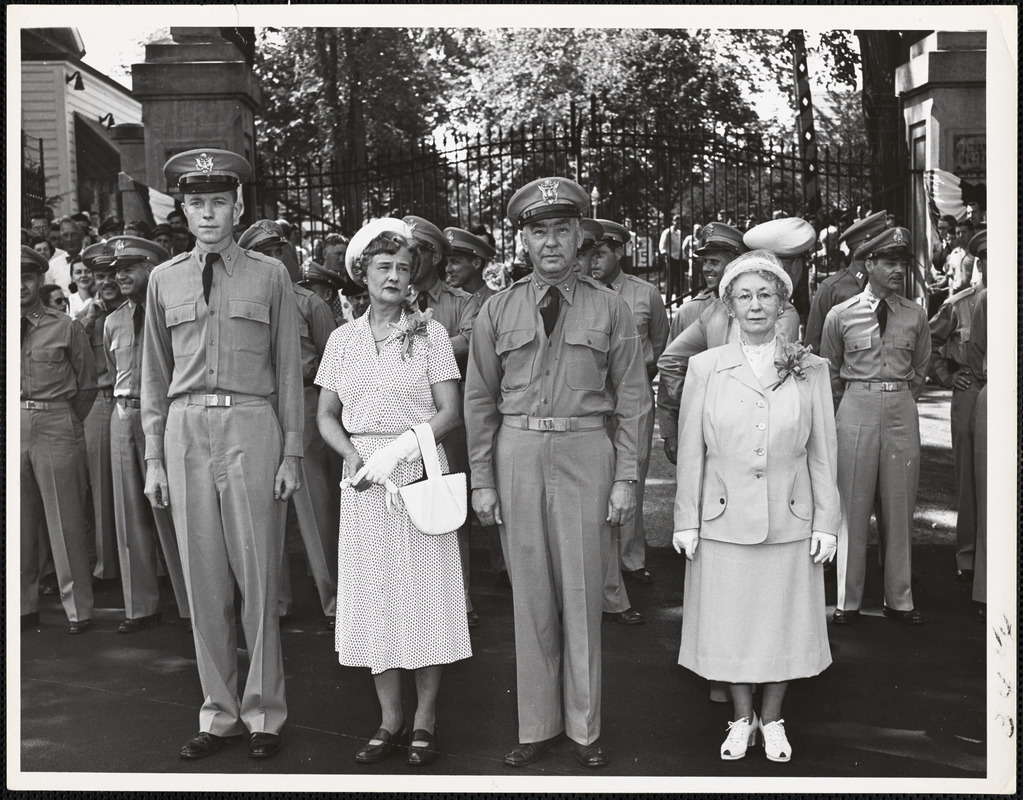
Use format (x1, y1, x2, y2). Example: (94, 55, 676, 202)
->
(53, 297, 69, 307)
(733, 290, 778, 307)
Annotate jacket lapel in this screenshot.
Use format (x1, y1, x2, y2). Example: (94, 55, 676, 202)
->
(716, 339, 765, 397)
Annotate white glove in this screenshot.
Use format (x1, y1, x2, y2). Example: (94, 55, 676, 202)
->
(810, 531, 837, 564)
(351, 429, 422, 487)
(672, 529, 700, 561)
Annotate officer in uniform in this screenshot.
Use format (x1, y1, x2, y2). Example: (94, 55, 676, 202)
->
(820, 227, 931, 625)
(572, 218, 604, 277)
(590, 218, 668, 606)
(804, 210, 888, 355)
(142, 149, 304, 760)
(465, 177, 649, 769)
(104, 236, 191, 632)
(962, 231, 987, 616)
(299, 262, 352, 327)
(77, 243, 122, 582)
(929, 228, 986, 584)
(239, 219, 339, 627)
(20, 246, 98, 633)
(404, 214, 480, 626)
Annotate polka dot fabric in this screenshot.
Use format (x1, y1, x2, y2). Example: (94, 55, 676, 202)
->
(315, 309, 471, 673)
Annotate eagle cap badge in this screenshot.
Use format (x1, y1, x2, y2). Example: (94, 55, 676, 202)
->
(445, 230, 455, 243)
(257, 220, 276, 235)
(195, 152, 215, 174)
(892, 228, 905, 244)
(114, 239, 126, 253)
(537, 179, 560, 205)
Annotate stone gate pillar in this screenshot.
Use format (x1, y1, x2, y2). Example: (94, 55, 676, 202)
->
(131, 27, 261, 221)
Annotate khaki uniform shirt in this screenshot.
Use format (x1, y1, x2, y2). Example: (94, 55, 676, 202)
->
(21, 305, 98, 421)
(293, 284, 336, 381)
(668, 289, 715, 342)
(464, 284, 498, 317)
(820, 289, 931, 407)
(103, 299, 144, 399)
(80, 307, 114, 390)
(804, 265, 867, 355)
(606, 271, 669, 369)
(141, 242, 304, 461)
(964, 288, 987, 381)
(465, 271, 650, 488)
(929, 285, 983, 387)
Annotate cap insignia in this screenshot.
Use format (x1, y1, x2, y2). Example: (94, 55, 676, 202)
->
(195, 152, 215, 174)
(892, 229, 904, 244)
(446, 230, 455, 243)
(703, 222, 716, 242)
(537, 179, 560, 205)
(114, 239, 126, 253)
(258, 220, 276, 235)
(407, 219, 418, 235)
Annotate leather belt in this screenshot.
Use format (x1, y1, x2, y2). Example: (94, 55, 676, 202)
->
(846, 380, 908, 392)
(117, 397, 142, 408)
(21, 399, 70, 410)
(98, 387, 114, 396)
(503, 415, 606, 432)
(179, 393, 266, 407)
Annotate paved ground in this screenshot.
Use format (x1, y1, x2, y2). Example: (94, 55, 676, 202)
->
(15, 385, 995, 787)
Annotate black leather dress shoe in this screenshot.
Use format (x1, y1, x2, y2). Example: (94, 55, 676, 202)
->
(118, 612, 161, 634)
(21, 612, 40, 631)
(356, 726, 406, 764)
(406, 728, 437, 766)
(883, 606, 925, 625)
(955, 568, 975, 583)
(325, 616, 336, 630)
(624, 568, 653, 584)
(603, 609, 644, 625)
(976, 603, 986, 621)
(179, 731, 238, 760)
(467, 610, 481, 629)
(503, 734, 560, 767)
(573, 740, 610, 768)
(68, 619, 94, 635)
(249, 732, 282, 759)
(40, 581, 58, 597)
(831, 609, 859, 625)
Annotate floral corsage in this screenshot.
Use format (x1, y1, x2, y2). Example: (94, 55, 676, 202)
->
(389, 307, 433, 361)
(769, 342, 815, 391)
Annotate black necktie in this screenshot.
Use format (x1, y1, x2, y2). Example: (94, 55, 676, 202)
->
(875, 299, 888, 337)
(133, 303, 145, 337)
(203, 252, 218, 304)
(21, 317, 29, 345)
(540, 287, 562, 337)
(417, 291, 429, 312)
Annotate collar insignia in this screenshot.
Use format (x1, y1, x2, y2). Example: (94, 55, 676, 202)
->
(195, 153, 215, 174)
(537, 179, 560, 205)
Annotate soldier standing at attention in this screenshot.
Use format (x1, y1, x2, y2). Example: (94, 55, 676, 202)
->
(105, 236, 191, 633)
(142, 150, 304, 760)
(821, 227, 931, 626)
(590, 218, 668, 614)
(465, 177, 649, 769)
(20, 246, 98, 633)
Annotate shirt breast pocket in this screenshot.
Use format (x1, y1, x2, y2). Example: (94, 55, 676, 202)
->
(564, 327, 609, 391)
(229, 299, 271, 354)
(893, 336, 915, 352)
(165, 302, 198, 356)
(108, 332, 133, 376)
(844, 333, 872, 353)
(495, 328, 536, 393)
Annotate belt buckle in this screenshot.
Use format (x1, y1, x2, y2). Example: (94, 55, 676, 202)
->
(535, 417, 555, 431)
(205, 393, 231, 407)
(880, 381, 898, 392)
(24, 400, 38, 409)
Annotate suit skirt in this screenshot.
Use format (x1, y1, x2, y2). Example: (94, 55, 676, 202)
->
(678, 537, 832, 683)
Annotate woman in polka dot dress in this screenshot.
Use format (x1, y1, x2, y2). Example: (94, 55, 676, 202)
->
(315, 218, 471, 767)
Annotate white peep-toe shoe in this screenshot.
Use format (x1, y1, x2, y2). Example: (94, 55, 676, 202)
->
(720, 713, 757, 760)
(759, 718, 792, 762)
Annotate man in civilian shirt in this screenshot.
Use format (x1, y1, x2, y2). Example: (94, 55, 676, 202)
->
(658, 214, 683, 302)
(821, 227, 931, 626)
(465, 177, 649, 769)
(46, 217, 85, 292)
(142, 149, 303, 761)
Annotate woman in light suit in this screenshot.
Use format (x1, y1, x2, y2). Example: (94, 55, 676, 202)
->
(672, 250, 841, 763)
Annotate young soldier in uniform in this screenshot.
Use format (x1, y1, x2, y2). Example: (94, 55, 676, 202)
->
(465, 177, 649, 769)
(20, 246, 98, 633)
(105, 236, 191, 632)
(590, 218, 668, 612)
(142, 149, 303, 760)
(821, 227, 931, 626)
(239, 219, 339, 627)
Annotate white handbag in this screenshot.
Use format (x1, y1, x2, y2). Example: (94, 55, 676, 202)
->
(394, 423, 467, 535)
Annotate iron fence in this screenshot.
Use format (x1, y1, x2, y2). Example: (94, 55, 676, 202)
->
(22, 132, 46, 225)
(256, 97, 894, 296)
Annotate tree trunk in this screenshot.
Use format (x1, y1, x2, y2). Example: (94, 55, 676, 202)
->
(855, 30, 904, 215)
(341, 29, 367, 231)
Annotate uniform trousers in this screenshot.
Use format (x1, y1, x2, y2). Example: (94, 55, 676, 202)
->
(950, 383, 981, 570)
(496, 425, 613, 746)
(836, 387, 920, 612)
(110, 402, 190, 620)
(165, 397, 288, 736)
(85, 391, 118, 579)
(971, 385, 987, 604)
(20, 406, 94, 621)
(280, 385, 338, 618)
(444, 423, 475, 614)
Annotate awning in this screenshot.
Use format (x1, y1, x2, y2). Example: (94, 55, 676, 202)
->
(74, 112, 120, 180)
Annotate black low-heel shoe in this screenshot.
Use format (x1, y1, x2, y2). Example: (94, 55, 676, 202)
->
(407, 728, 437, 766)
(355, 725, 406, 764)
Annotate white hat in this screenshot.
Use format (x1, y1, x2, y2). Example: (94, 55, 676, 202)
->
(345, 217, 414, 283)
(743, 217, 816, 258)
(718, 249, 793, 299)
